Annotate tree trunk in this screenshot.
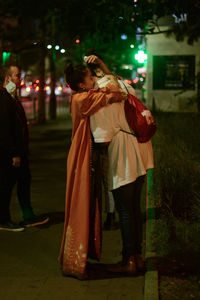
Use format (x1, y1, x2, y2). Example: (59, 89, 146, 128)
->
(38, 42, 46, 124)
(49, 51, 57, 119)
(49, 14, 57, 120)
(0, 39, 3, 66)
(197, 72, 200, 115)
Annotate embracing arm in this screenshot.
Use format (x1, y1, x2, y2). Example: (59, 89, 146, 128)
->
(80, 85, 127, 117)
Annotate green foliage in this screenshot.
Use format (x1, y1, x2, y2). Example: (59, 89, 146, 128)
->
(1, 0, 200, 74)
(144, 0, 200, 44)
(1, 0, 200, 57)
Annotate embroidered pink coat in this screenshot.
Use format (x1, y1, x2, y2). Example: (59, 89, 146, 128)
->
(59, 85, 126, 279)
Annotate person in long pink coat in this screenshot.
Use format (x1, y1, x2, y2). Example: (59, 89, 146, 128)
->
(59, 61, 127, 279)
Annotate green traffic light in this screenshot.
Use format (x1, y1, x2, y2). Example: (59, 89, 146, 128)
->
(135, 50, 147, 63)
(2, 52, 11, 66)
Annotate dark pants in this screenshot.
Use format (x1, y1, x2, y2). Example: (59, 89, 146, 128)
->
(112, 176, 145, 258)
(0, 156, 34, 224)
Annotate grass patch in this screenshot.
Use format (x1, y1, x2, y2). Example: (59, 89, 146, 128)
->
(152, 113, 200, 257)
(151, 113, 200, 299)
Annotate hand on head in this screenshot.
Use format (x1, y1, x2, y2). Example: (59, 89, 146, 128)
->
(84, 55, 102, 65)
(84, 55, 112, 77)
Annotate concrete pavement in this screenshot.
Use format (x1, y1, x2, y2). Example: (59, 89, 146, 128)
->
(0, 116, 145, 300)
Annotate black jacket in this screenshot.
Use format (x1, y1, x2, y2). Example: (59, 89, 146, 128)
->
(14, 95, 29, 155)
(0, 88, 22, 158)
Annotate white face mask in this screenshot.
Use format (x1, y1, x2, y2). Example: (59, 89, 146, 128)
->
(6, 81, 16, 97)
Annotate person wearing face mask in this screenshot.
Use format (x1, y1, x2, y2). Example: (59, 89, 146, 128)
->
(0, 67, 24, 231)
(0, 65, 49, 231)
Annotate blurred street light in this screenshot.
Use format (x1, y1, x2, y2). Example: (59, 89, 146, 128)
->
(121, 34, 128, 40)
(47, 44, 66, 54)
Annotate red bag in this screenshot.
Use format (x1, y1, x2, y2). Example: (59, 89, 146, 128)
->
(124, 93, 157, 143)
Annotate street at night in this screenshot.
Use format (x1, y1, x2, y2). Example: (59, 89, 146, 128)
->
(1, 0, 200, 299)
(0, 116, 144, 300)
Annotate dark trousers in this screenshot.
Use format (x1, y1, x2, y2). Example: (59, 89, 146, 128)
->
(0, 156, 34, 224)
(112, 176, 145, 258)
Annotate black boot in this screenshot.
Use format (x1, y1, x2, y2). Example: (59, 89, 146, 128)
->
(106, 255, 138, 276)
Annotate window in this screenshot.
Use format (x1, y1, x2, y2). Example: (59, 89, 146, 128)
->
(153, 55, 195, 90)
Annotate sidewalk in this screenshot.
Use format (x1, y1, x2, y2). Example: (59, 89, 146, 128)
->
(0, 116, 145, 300)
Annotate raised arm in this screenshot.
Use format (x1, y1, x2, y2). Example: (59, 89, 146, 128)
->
(84, 55, 112, 75)
(84, 55, 122, 90)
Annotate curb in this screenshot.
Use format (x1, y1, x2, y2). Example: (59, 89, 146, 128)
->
(144, 270, 159, 300)
(144, 170, 159, 300)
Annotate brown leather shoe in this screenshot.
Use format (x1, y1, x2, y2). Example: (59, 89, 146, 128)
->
(135, 253, 146, 273)
(107, 255, 137, 276)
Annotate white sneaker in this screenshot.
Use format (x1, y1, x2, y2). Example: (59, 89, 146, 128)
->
(0, 222, 25, 232)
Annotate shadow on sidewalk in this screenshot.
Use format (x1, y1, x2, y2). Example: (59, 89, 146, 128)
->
(62, 262, 141, 281)
(36, 211, 65, 229)
(87, 262, 141, 280)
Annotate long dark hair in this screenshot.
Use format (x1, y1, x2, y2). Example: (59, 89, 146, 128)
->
(65, 61, 88, 91)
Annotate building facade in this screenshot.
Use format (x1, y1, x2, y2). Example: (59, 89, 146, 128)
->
(146, 28, 200, 112)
